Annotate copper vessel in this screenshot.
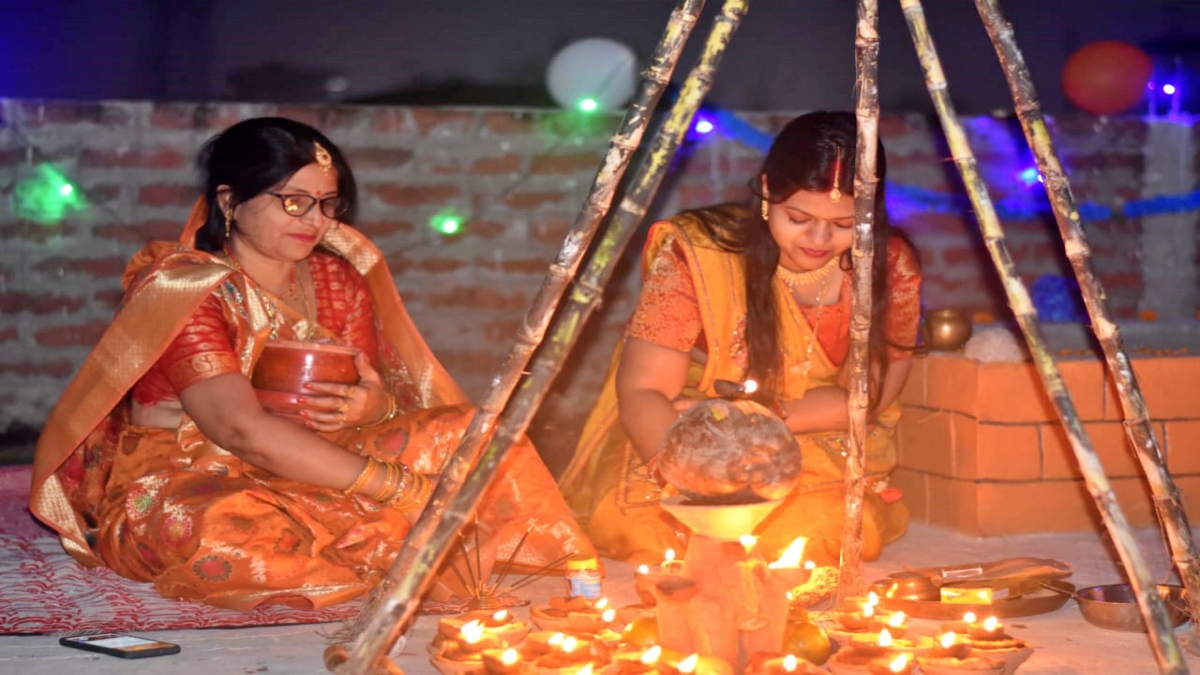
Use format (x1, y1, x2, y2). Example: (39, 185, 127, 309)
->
(923, 309, 973, 351)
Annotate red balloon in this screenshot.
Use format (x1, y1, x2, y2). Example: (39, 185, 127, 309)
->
(1062, 41, 1154, 114)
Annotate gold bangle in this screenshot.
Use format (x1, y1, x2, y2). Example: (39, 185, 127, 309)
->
(358, 392, 398, 431)
(342, 457, 378, 496)
(389, 471, 431, 511)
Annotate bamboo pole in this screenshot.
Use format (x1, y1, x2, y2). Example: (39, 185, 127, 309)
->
(837, 0, 881, 603)
(336, 2, 747, 671)
(898, 0, 1186, 672)
(973, 0, 1200, 641)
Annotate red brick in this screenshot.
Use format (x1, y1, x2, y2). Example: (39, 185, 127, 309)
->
(532, 219, 573, 246)
(895, 408, 954, 475)
(0, 359, 76, 377)
(471, 154, 523, 174)
(86, 184, 123, 205)
(530, 151, 602, 175)
(480, 111, 539, 135)
(386, 253, 466, 274)
(96, 220, 185, 244)
(966, 421, 1041, 481)
(0, 149, 29, 166)
(351, 220, 415, 239)
(150, 103, 243, 130)
(1042, 420, 1143, 479)
(35, 321, 109, 347)
(1166, 420, 1200, 476)
(428, 287, 527, 311)
(504, 191, 569, 209)
(94, 289, 125, 310)
(480, 257, 553, 274)
(340, 147, 414, 170)
(80, 148, 187, 169)
(0, 327, 18, 342)
(941, 245, 982, 266)
(20, 102, 131, 127)
(273, 105, 367, 131)
(138, 184, 198, 207)
(459, 220, 509, 239)
(893, 212, 974, 237)
(483, 318, 522, 342)
(1110, 357, 1200, 421)
(435, 349, 506, 375)
(409, 108, 475, 135)
(0, 221, 81, 243)
(371, 184, 461, 207)
(0, 293, 84, 314)
(974, 480, 1097, 535)
(34, 256, 128, 277)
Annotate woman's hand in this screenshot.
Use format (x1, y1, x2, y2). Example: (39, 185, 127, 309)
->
(300, 352, 390, 432)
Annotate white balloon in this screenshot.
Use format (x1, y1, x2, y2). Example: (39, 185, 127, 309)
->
(545, 38, 638, 111)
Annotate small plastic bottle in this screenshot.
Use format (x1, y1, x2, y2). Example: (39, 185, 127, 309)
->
(564, 554, 603, 599)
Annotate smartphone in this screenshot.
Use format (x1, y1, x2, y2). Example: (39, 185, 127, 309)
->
(59, 633, 181, 659)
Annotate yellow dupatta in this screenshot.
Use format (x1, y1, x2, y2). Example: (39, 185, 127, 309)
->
(559, 206, 901, 519)
(31, 199, 465, 565)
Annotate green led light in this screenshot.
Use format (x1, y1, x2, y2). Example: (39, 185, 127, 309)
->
(430, 213, 463, 235)
(578, 98, 599, 112)
(12, 163, 85, 225)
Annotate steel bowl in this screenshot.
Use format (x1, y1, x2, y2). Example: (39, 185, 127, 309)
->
(1075, 583, 1191, 632)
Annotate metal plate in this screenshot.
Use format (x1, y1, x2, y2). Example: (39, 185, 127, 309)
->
(875, 580, 1076, 620)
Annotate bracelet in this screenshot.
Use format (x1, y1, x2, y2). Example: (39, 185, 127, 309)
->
(357, 392, 398, 431)
(371, 460, 401, 502)
(342, 457, 379, 496)
(387, 471, 431, 512)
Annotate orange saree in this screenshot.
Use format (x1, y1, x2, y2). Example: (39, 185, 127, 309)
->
(558, 205, 921, 566)
(31, 201, 593, 611)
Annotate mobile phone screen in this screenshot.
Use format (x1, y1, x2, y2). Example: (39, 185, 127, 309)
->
(60, 633, 181, 659)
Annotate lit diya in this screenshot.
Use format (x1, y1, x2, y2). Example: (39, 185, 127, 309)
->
(867, 611, 908, 639)
(530, 634, 607, 674)
(745, 652, 827, 675)
(611, 645, 663, 675)
(848, 628, 934, 657)
(532, 596, 610, 633)
(917, 632, 1007, 675)
(963, 618, 1033, 675)
(432, 619, 503, 675)
(434, 610, 531, 652)
(940, 612, 977, 636)
(656, 652, 735, 675)
(867, 653, 915, 675)
(482, 647, 531, 675)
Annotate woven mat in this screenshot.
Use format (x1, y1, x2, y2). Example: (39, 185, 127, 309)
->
(0, 464, 368, 635)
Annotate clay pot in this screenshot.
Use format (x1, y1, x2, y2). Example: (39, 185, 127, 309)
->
(251, 340, 360, 394)
(923, 309, 973, 351)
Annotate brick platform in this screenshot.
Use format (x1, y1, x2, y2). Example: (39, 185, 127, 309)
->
(893, 352, 1200, 535)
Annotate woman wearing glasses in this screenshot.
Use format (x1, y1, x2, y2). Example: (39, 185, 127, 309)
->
(30, 117, 592, 610)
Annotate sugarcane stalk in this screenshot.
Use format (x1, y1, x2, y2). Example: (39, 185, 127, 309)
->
(899, 1, 1186, 672)
(837, 0, 881, 604)
(973, 0, 1200, 643)
(335, 2, 746, 672)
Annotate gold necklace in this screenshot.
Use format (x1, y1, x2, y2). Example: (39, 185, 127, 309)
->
(223, 249, 315, 326)
(775, 255, 840, 290)
(780, 269, 835, 378)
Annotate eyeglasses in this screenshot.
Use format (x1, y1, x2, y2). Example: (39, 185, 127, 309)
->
(266, 192, 351, 219)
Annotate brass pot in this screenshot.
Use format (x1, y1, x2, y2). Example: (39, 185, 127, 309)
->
(923, 309, 973, 351)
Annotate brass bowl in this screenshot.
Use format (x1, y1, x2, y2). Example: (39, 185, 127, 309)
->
(885, 572, 941, 602)
(923, 309, 973, 351)
(1076, 583, 1191, 632)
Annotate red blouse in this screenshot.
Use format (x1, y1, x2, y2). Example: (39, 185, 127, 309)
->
(132, 251, 377, 405)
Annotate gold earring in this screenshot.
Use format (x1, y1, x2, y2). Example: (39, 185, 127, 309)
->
(760, 198, 769, 220)
(224, 208, 233, 240)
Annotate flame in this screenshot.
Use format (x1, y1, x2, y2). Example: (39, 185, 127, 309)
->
(963, 611, 976, 623)
(769, 537, 807, 569)
(739, 534, 757, 550)
(804, 560, 816, 570)
(783, 654, 798, 672)
(578, 665, 594, 675)
(888, 653, 911, 673)
(637, 564, 650, 575)
(786, 591, 794, 601)
(664, 549, 677, 562)
(863, 604, 875, 618)
(887, 611, 905, 627)
(493, 610, 508, 623)
(939, 632, 956, 648)
(743, 379, 759, 394)
(867, 591, 880, 606)
(501, 648, 521, 666)
(460, 620, 484, 644)
(641, 646, 662, 665)
(602, 609, 616, 623)
(549, 633, 565, 647)
(562, 636, 578, 654)
(878, 628, 893, 647)
(595, 598, 610, 611)
(983, 616, 1000, 631)
(678, 654, 699, 674)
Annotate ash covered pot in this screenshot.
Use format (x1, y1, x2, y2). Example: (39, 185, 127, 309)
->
(658, 399, 802, 503)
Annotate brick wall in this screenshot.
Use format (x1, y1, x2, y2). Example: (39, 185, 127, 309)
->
(1, 99, 1194, 468)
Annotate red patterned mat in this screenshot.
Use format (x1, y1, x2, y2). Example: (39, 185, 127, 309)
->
(0, 464, 364, 635)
